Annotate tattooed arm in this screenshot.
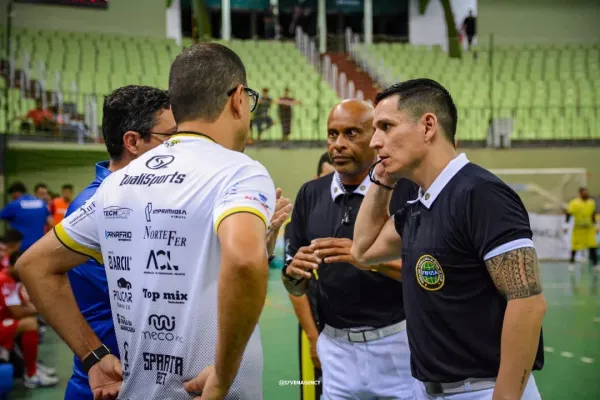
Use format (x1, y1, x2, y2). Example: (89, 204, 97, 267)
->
(486, 247, 547, 400)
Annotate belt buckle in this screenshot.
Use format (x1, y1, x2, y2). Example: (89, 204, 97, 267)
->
(347, 331, 367, 343)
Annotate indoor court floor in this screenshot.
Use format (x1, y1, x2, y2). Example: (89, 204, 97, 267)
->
(9, 261, 600, 399)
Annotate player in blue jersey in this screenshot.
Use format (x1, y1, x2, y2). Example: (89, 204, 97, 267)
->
(64, 85, 176, 399)
(1, 182, 54, 252)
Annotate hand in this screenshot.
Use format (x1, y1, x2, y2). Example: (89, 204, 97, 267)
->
(311, 238, 370, 271)
(270, 188, 293, 232)
(308, 336, 321, 369)
(285, 246, 320, 280)
(266, 188, 293, 258)
(373, 159, 398, 188)
(89, 355, 122, 400)
(184, 365, 228, 400)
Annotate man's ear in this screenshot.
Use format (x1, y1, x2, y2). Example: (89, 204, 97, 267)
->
(229, 85, 244, 119)
(122, 131, 141, 157)
(422, 113, 438, 143)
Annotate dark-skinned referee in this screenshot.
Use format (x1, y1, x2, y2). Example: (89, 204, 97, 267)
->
(282, 99, 418, 400)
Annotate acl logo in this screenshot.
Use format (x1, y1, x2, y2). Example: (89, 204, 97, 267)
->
(148, 314, 176, 331)
(145, 155, 175, 170)
(145, 250, 183, 276)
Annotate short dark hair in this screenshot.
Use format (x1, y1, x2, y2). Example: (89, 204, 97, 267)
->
(169, 43, 247, 124)
(3, 229, 23, 244)
(7, 182, 26, 195)
(102, 85, 171, 161)
(62, 184, 74, 191)
(9, 251, 22, 267)
(375, 78, 458, 144)
(317, 152, 331, 176)
(34, 183, 48, 193)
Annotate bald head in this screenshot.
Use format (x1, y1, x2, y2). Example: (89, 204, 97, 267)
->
(328, 99, 374, 125)
(326, 99, 377, 180)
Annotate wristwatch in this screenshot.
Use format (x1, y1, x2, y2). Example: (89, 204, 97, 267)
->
(282, 263, 304, 285)
(82, 344, 111, 374)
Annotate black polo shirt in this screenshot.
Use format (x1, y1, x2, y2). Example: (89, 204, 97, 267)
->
(394, 154, 544, 383)
(286, 173, 418, 329)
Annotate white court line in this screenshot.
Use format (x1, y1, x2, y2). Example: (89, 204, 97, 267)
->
(560, 351, 574, 358)
(581, 357, 594, 364)
(593, 317, 600, 323)
(544, 346, 554, 353)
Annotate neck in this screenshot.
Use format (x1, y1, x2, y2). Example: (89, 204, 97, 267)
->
(410, 145, 457, 192)
(108, 155, 134, 172)
(177, 120, 234, 150)
(339, 168, 369, 186)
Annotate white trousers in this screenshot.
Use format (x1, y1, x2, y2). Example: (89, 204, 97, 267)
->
(317, 329, 415, 400)
(413, 375, 542, 400)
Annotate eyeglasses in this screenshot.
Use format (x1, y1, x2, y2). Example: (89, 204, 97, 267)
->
(142, 131, 177, 142)
(227, 85, 259, 112)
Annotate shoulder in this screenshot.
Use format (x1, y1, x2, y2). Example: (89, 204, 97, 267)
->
(66, 181, 101, 216)
(299, 174, 333, 199)
(456, 163, 518, 199)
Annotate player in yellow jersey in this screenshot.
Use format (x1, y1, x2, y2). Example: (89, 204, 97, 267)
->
(566, 187, 599, 271)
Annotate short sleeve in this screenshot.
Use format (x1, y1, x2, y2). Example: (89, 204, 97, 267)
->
(1, 280, 22, 307)
(284, 185, 308, 264)
(0, 201, 17, 221)
(567, 199, 576, 215)
(392, 207, 409, 238)
(213, 162, 276, 232)
(467, 180, 533, 261)
(54, 194, 103, 264)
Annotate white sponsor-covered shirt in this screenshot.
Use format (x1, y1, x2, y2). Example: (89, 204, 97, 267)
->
(55, 134, 276, 399)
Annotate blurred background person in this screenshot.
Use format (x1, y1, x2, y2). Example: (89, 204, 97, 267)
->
(0, 182, 54, 252)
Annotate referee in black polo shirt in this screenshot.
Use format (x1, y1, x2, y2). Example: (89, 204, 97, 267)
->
(352, 79, 546, 400)
(285, 152, 333, 400)
(282, 99, 418, 400)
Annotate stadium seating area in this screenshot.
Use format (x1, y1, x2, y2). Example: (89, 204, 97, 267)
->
(355, 43, 600, 141)
(0, 28, 340, 140)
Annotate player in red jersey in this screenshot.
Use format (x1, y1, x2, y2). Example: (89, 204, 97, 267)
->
(0, 252, 58, 389)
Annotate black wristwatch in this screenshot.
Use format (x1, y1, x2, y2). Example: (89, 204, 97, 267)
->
(282, 263, 304, 285)
(82, 344, 111, 374)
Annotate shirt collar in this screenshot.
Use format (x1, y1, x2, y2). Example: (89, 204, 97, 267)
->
(95, 161, 111, 181)
(407, 153, 470, 209)
(330, 172, 371, 201)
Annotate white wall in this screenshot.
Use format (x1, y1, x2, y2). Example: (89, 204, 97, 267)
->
(409, 0, 477, 51)
(166, 0, 183, 45)
(478, 0, 600, 45)
(1, 0, 166, 37)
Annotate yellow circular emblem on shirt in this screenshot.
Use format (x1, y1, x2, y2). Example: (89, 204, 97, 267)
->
(424, 193, 430, 200)
(415, 255, 445, 291)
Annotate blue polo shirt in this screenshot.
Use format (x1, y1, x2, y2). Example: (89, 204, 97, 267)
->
(64, 161, 119, 400)
(0, 194, 50, 251)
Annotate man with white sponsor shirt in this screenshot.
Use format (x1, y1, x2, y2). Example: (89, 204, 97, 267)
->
(17, 43, 291, 400)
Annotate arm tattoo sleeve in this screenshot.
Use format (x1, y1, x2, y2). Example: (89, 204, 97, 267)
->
(485, 247, 543, 300)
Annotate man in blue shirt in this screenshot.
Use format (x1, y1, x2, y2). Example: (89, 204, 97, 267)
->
(64, 85, 176, 399)
(0, 182, 54, 251)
